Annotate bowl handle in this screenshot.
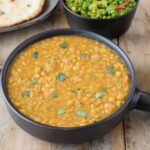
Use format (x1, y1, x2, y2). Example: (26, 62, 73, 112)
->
(133, 88, 150, 111)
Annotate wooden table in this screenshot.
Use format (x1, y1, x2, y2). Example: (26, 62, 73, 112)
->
(0, 1, 150, 150)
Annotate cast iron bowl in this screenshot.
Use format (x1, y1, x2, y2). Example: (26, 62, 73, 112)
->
(1, 29, 150, 144)
(0, 0, 59, 33)
(62, 0, 139, 39)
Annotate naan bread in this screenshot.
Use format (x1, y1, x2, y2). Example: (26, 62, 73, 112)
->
(0, 0, 45, 28)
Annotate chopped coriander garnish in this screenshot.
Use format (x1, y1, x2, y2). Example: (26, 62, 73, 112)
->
(31, 77, 38, 84)
(107, 65, 116, 75)
(72, 88, 81, 94)
(93, 87, 108, 100)
(115, 80, 121, 88)
(59, 42, 68, 49)
(22, 91, 30, 97)
(56, 73, 67, 82)
(100, 87, 108, 93)
(50, 91, 58, 99)
(32, 51, 39, 59)
(57, 108, 66, 115)
(76, 110, 88, 118)
(90, 75, 96, 80)
(93, 121, 98, 124)
(93, 92, 103, 99)
(82, 52, 89, 59)
(48, 57, 55, 62)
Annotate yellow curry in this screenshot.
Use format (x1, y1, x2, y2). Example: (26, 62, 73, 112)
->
(7, 35, 130, 127)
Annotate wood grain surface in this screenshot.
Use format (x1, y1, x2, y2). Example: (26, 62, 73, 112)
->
(0, 1, 150, 150)
(119, 0, 150, 149)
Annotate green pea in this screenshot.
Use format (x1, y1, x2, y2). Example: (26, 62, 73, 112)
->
(65, 0, 136, 19)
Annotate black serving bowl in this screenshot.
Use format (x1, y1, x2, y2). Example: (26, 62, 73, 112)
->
(1, 29, 150, 144)
(62, 0, 139, 39)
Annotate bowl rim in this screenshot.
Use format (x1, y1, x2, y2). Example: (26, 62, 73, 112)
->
(1, 28, 136, 131)
(61, 0, 139, 21)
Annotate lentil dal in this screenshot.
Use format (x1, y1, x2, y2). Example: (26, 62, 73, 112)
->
(7, 35, 130, 127)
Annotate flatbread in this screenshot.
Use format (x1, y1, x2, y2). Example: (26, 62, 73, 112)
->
(0, 0, 45, 28)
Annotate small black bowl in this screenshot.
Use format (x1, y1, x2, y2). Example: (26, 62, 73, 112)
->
(62, 0, 139, 39)
(1, 29, 150, 144)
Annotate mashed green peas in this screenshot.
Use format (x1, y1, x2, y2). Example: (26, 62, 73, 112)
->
(65, 0, 136, 19)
